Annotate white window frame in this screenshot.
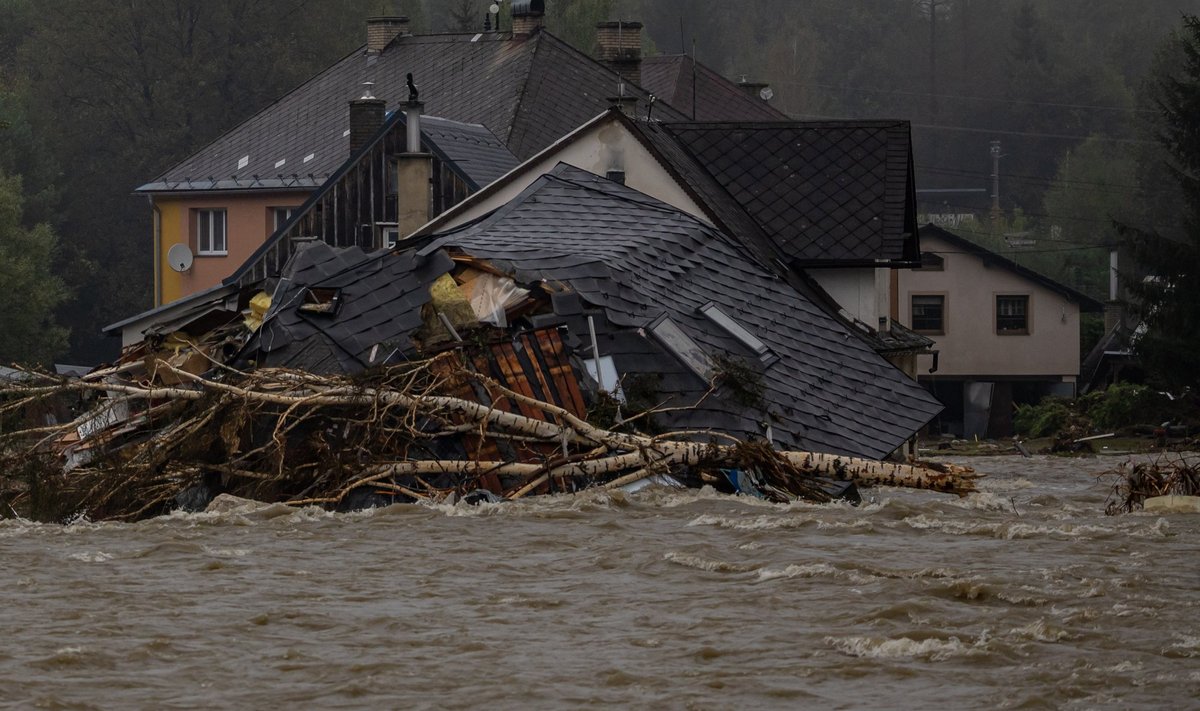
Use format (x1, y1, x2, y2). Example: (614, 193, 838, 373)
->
(272, 207, 297, 233)
(698, 302, 775, 364)
(196, 208, 227, 256)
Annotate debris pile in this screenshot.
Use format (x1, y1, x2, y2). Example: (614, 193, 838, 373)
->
(0, 349, 979, 522)
(1103, 455, 1200, 514)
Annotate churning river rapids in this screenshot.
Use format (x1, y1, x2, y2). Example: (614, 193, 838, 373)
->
(1, 454, 1198, 710)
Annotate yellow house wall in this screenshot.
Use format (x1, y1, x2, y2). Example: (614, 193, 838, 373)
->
(154, 191, 308, 305)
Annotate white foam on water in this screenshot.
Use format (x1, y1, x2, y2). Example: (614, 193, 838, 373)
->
(901, 514, 1117, 541)
(755, 562, 879, 585)
(1007, 619, 1072, 643)
(951, 492, 1016, 511)
(663, 551, 761, 574)
(1164, 635, 1200, 657)
(687, 513, 819, 531)
(826, 634, 984, 661)
(201, 546, 250, 558)
(66, 551, 112, 563)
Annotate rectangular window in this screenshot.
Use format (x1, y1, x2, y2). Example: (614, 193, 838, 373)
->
(698, 302, 775, 363)
(911, 294, 945, 334)
(196, 209, 227, 256)
(380, 225, 400, 249)
(272, 207, 297, 233)
(996, 295, 1030, 335)
(649, 316, 712, 380)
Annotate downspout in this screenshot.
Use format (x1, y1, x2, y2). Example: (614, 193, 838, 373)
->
(150, 197, 162, 307)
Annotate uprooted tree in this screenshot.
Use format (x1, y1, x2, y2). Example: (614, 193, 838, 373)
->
(0, 354, 979, 522)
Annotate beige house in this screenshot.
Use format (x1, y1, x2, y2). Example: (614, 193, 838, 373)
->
(898, 225, 1103, 437)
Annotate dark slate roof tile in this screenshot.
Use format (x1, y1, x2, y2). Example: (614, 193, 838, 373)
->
(146, 31, 694, 192)
(640, 55, 788, 122)
(427, 164, 942, 459)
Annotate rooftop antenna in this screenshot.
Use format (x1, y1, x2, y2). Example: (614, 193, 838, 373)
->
(691, 37, 697, 120)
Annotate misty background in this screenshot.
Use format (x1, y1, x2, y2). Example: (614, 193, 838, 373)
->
(1, 0, 1196, 364)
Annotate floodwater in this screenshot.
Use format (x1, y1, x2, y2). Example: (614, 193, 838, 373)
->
(1, 455, 1198, 710)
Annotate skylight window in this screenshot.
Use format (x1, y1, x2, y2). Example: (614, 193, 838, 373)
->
(649, 316, 712, 380)
(698, 302, 773, 360)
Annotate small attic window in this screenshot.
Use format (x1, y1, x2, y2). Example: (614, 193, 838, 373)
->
(649, 315, 712, 380)
(298, 287, 342, 316)
(698, 302, 773, 361)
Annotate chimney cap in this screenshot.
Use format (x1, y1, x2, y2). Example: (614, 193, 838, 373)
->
(596, 20, 644, 29)
(512, 0, 545, 16)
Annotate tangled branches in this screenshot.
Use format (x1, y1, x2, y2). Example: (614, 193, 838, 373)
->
(0, 356, 979, 522)
(1103, 454, 1200, 515)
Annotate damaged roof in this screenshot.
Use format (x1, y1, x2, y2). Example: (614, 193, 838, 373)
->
(246, 164, 940, 458)
(141, 31, 688, 193)
(424, 164, 941, 459)
(627, 119, 921, 267)
(250, 243, 451, 374)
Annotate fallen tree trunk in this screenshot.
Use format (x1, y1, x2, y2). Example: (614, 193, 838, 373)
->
(0, 358, 979, 521)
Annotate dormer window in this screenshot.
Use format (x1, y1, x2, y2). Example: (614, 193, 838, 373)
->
(649, 315, 712, 380)
(698, 302, 774, 363)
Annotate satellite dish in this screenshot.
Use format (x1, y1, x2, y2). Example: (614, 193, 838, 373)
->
(167, 243, 194, 273)
(759, 86, 775, 102)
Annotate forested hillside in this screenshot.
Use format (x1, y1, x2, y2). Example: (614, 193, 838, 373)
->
(0, 0, 1195, 364)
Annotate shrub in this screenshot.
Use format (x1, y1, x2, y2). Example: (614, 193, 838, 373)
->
(1013, 398, 1072, 437)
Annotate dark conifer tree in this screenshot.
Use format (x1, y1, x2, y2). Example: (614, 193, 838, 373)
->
(1119, 15, 1200, 391)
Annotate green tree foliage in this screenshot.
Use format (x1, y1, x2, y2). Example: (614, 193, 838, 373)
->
(0, 172, 70, 365)
(1118, 15, 1200, 391)
(0, 0, 1196, 364)
(6, 0, 379, 363)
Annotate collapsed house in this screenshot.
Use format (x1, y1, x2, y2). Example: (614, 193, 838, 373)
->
(244, 165, 940, 459)
(0, 163, 965, 520)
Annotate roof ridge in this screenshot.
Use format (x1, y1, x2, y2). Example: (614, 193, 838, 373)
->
(920, 224, 1106, 309)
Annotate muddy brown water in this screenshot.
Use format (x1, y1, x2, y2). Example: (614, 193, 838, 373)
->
(1, 454, 1198, 710)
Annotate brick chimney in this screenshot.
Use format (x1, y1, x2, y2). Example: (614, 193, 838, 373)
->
(512, 0, 546, 38)
(596, 21, 643, 86)
(367, 16, 409, 53)
(349, 86, 386, 155)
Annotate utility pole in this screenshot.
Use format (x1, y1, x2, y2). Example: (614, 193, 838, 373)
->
(928, 0, 941, 120)
(990, 139, 1002, 229)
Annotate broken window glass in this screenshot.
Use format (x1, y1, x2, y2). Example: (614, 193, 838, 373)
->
(298, 287, 342, 316)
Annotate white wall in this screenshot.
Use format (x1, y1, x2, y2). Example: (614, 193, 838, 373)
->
(430, 115, 710, 233)
(809, 267, 881, 324)
(898, 233, 1083, 378)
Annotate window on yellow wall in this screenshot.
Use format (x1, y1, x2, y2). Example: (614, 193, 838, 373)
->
(195, 209, 227, 256)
